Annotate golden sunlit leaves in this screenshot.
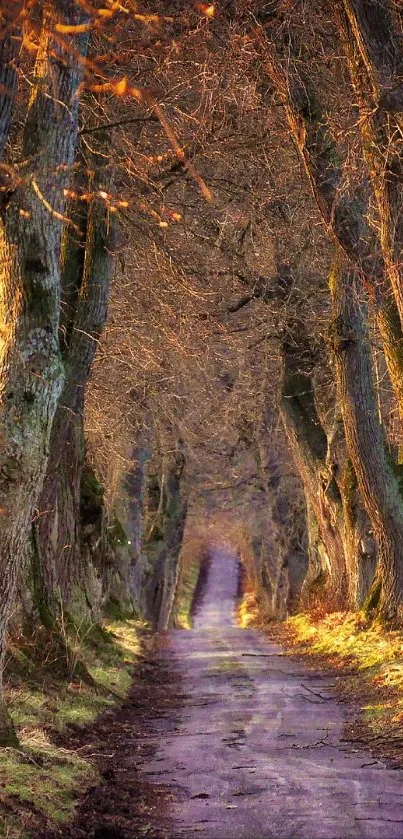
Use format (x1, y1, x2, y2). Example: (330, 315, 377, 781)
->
(53, 3, 129, 37)
(114, 76, 128, 96)
(197, 4, 216, 18)
(22, 28, 40, 54)
(83, 72, 212, 202)
(134, 14, 161, 24)
(98, 7, 119, 19)
(161, 206, 182, 223)
(55, 22, 92, 34)
(64, 182, 183, 228)
(87, 78, 143, 102)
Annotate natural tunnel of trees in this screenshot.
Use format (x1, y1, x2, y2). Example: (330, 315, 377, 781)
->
(0, 0, 402, 747)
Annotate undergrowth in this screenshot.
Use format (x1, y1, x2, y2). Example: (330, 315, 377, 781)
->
(286, 611, 403, 746)
(238, 590, 260, 628)
(173, 531, 209, 629)
(174, 559, 202, 629)
(1, 618, 146, 838)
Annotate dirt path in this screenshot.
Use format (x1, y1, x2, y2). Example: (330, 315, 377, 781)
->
(46, 548, 403, 839)
(135, 547, 403, 839)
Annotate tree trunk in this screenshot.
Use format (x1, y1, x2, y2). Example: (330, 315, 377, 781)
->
(251, 413, 308, 619)
(144, 441, 188, 629)
(0, 1, 23, 158)
(34, 180, 115, 618)
(326, 411, 376, 605)
(332, 0, 403, 330)
(0, 0, 25, 746)
(0, 1, 88, 739)
(279, 328, 349, 605)
(330, 255, 403, 617)
(266, 51, 403, 423)
(125, 442, 152, 612)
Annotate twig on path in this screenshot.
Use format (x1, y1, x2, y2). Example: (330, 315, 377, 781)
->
(283, 729, 331, 750)
(241, 653, 286, 657)
(301, 683, 332, 701)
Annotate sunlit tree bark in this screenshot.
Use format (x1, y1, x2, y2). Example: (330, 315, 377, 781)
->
(330, 255, 403, 617)
(266, 53, 403, 421)
(279, 324, 348, 605)
(0, 1, 23, 159)
(0, 1, 88, 744)
(279, 314, 376, 608)
(33, 177, 116, 621)
(331, 0, 403, 325)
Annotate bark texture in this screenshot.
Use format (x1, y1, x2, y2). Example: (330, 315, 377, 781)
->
(34, 180, 115, 619)
(126, 442, 152, 612)
(143, 441, 188, 629)
(0, 2, 89, 727)
(266, 49, 403, 422)
(279, 329, 346, 605)
(330, 256, 403, 616)
(0, 1, 23, 159)
(332, 0, 403, 329)
(279, 318, 375, 608)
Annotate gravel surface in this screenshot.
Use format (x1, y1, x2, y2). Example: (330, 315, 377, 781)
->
(137, 547, 403, 838)
(42, 547, 403, 839)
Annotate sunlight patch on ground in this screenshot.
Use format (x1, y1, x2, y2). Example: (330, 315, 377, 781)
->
(287, 611, 403, 736)
(238, 591, 260, 628)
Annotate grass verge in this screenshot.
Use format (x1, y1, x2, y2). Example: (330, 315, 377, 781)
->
(174, 544, 209, 629)
(281, 610, 403, 764)
(1, 618, 147, 838)
(174, 559, 203, 629)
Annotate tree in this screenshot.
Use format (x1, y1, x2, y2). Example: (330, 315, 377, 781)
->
(0, 0, 89, 744)
(330, 254, 403, 617)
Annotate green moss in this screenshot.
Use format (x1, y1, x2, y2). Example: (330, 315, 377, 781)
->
(363, 576, 382, 616)
(0, 735, 97, 824)
(108, 516, 129, 548)
(390, 453, 403, 495)
(286, 611, 403, 738)
(103, 597, 137, 621)
(1, 619, 145, 837)
(343, 459, 358, 527)
(165, 492, 178, 520)
(174, 560, 202, 629)
(29, 526, 55, 631)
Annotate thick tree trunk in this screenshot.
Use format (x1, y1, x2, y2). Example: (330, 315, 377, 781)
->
(279, 316, 376, 608)
(332, 0, 403, 329)
(0, 0, 25, 748)
(251, 411, 308, 619)
(144, 441, 188, 629)
(330, 256, 403, 617)
(0, 1, 23, 159)
(126, 443, 152, 611)
(0, 2, 88, 736)
(266, 52, 403, 422)
(279, 329, 348, 605)
(35, 183, 115, 618)
(326, 411, 376, 605)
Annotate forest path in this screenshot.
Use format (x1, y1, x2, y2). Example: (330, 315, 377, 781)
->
(137, 547, 403, 839)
